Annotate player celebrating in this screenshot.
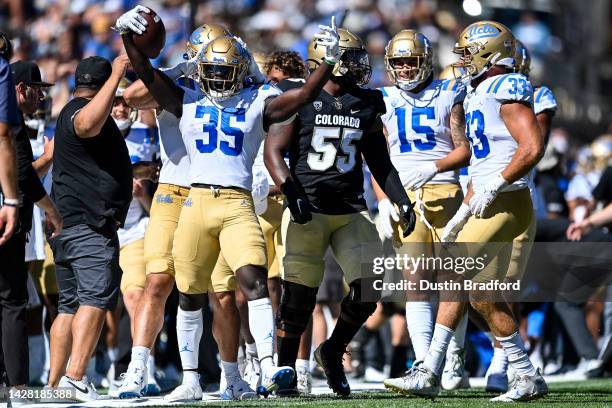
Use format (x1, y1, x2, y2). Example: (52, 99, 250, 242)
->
(265, 28, 416, 398)
(374, 30, 470, 390)
(116, 18, 243, 401)
(483, 39, 558, 393)
(119, 8, 342, 399)
(384, 21, 547, 402)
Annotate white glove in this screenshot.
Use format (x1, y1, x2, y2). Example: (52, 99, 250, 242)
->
(377, 198, 399, 240)
(405, 161, 439, 191)
(441, 203, 471, 243)
(314, 16, 340, 65)
(161, 45, 205, 80)
(469, 174, 508, 218)
(114, 5, 151, 35)
(252, 170, 270, 216)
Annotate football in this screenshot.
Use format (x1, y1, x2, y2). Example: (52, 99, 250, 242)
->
(131, 8, 165, 59)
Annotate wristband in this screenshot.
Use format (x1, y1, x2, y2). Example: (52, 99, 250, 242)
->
(3, 198, 19, 206)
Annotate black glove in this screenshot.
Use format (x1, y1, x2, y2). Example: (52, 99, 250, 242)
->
(280, 179, 312, 224)
(399, 201, 416, 238)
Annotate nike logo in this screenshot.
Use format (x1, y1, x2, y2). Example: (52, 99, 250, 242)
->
(350, 108, 360, 114)
(67, 380, 89, 394)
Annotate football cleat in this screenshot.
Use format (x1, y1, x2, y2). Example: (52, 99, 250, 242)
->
(296, 365, 312, 394)
(314, 341, 350, 398)
(257, 365, 296, 397)
(490, 368, 548, 402)
(117, 361, 147, 399)
(164, 383, 203, 402)
(442, 353, 470, 390)
(58, 375, 103, 402)
(383, 361, 440, 400)
(485, 370, 508, 393)
(145, 376, 161, 396)
(221, 377, 257, 400)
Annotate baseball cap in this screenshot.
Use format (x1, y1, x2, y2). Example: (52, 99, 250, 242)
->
(11, 61, 54, 87)
(75, 56, 112, 88)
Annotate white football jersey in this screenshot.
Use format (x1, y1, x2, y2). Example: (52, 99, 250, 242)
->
(463, 73, 534, 193)
(180, 83, 282, 190)
(380, 79, 466, 186)
(157, 110, 191, 187)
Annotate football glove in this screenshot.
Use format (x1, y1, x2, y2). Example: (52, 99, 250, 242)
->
(281, 179, 312, 224)
(441, 203, 471, 243)
(377, 198, 399, 240)
(114, 5, 151, 35)
(405, 161, 439, 191)
(314, 16, 341, 65)
(469, 174, 508, 218)
(399, 201, 417, 238)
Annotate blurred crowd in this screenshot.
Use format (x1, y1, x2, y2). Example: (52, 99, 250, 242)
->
(0, 0, 610, 391)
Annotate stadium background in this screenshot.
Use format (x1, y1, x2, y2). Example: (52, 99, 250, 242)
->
(1, 0, 612, 397)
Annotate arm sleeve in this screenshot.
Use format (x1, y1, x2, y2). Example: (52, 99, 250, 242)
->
(15, 126, 46, 203)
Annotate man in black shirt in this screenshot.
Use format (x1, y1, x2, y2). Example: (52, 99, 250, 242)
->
(0, 60, 62, 390)
(265, 29, 415, 397)
(48, 55, 132, 401)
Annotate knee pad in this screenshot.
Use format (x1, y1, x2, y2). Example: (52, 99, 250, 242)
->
(340, 280, 377, 325)
(179, 292, 208, 311)
(276, 280, 317, 336)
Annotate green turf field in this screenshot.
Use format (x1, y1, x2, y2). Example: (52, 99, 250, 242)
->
(152, 379, 612, 408)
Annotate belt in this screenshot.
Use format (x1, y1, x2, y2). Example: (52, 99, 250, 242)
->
(191, 183, 226, 189)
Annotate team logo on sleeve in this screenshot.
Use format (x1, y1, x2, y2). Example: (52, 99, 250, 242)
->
(313, 101, 323, 111)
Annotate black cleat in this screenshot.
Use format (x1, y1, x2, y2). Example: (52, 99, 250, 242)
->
(274, 376, 300, 398)
(314, 341, 351, 398)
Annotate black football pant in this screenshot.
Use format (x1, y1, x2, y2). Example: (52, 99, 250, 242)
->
(0, 232, 29, 385)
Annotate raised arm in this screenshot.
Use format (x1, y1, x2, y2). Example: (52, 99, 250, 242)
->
(122, 34, 184, 118)
(74, 55, 130, 138)
(123, 79, 158, 110)
(362, 118, 415, 237)
(263, 17, 340, 126)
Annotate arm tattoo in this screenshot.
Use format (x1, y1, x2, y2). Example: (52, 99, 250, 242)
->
(450, 104, 468, 149)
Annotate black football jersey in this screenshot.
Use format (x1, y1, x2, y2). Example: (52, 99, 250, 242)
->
(278, 79, 386, 214)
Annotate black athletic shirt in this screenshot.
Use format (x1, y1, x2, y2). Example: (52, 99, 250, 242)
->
(278, 79, 386, 215)
(52, 97, 132, 229)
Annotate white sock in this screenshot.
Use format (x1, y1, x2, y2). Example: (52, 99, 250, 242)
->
(423, 323, 454, 375)
(183, 370, 200, 387)
(296, 359, 309, 372)
(405, 301, 434, 361)
(107, 347, 119, 363)
(177, 308, 203, 372)
(488, 346, 508, 374)
(248, 298, 275, 374)
(497, 332, 536, 377)
(131, 346, 150, 366)
(245, 342, 258, 356)
(147, 355, 156, 381)
(447, 312, 468, 357)
(222, 361, 240, 381)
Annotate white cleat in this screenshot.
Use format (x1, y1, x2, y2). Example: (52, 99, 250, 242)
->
(58, 375, 103, 402)
(164, 383, 203, 402)
(490, 368, 548, 402)
(117, 362, 147, 399)
(244, 352, 261, 391)
(296, 366, 312, 394)
(220, 377, 257, 400)
(442, 353, 470, 390)
(383, 362, 440, 400)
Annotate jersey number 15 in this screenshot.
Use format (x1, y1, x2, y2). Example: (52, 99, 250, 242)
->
(308, 127, 363, 173)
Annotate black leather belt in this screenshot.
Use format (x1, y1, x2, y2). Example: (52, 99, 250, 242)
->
(191, 183, 225, 189)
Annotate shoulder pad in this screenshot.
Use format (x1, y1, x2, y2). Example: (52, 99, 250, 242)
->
(485, 73, 533, 104)
(534, 86, 558, 115)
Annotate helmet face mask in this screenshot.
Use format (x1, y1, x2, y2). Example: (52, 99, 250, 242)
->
(513, 40, 531, 77)
(452, 21, 516, 86)
(308, 28, 371, 86)
(198, 37, 248, 100)
(385, 30, 433, 91)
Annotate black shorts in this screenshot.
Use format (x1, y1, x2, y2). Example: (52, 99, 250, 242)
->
(49, 224, 122, 314)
